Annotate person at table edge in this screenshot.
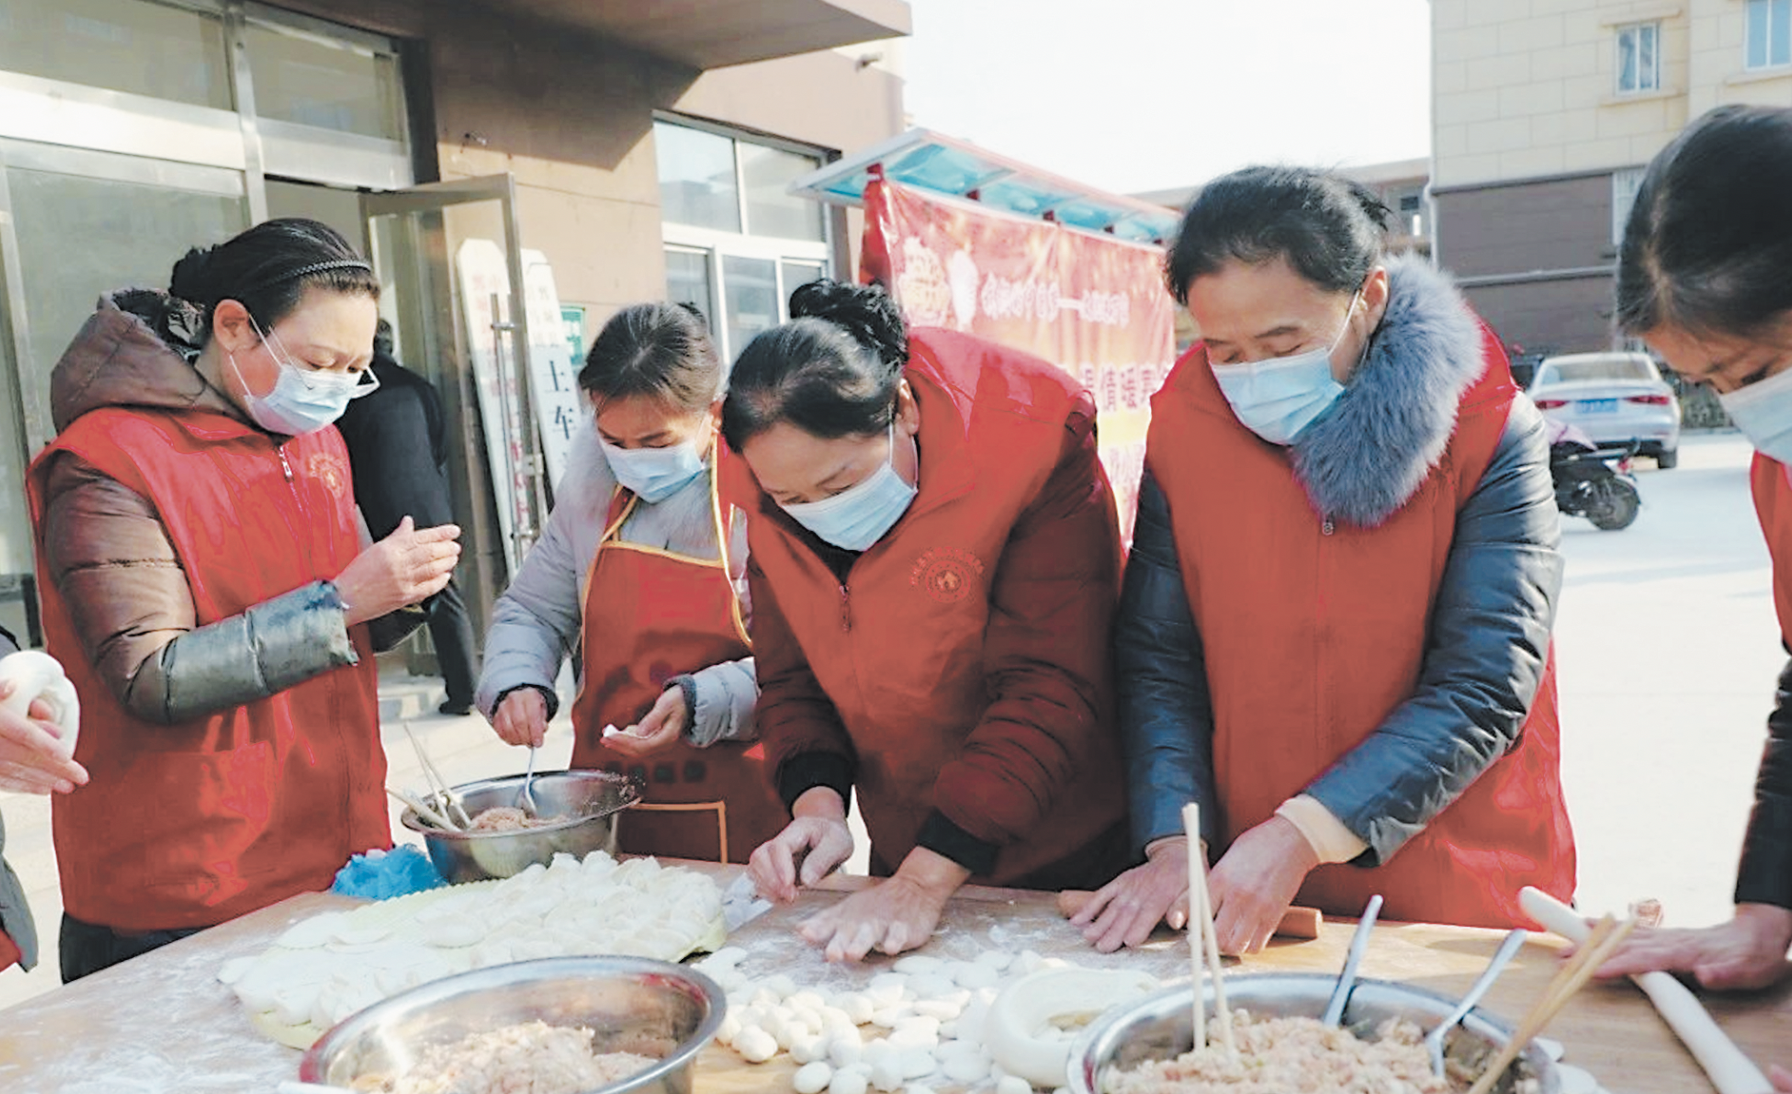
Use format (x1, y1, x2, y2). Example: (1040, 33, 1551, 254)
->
(1077, 166, 1577, 954)
(735, 279, 1130, 961)
(1597, 110, 1792, 1066)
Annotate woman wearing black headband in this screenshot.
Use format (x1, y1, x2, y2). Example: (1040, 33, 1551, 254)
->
(26, 217, 460, 980)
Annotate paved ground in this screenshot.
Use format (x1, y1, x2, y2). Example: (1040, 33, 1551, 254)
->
(0, 430, 1778, 1012)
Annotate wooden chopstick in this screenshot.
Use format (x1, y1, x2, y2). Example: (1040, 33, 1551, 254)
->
(403, 723, 471, 827)
(1463, 914, 1636, 1094)
(386, 786, 457, 832)
(1182, 803, 1237, 1061)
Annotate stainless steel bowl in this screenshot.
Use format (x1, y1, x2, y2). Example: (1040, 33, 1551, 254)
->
(400, 770, 641, 883)
(299, 956, 723, 1094)
(1069, 973, 1558, 1094)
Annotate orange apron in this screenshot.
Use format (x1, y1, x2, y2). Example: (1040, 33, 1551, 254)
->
(571, 461, 788, 863)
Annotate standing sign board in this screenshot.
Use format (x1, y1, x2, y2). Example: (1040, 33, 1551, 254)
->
(860, 179, 1175, 545)
(520, 250, 584, 494)
(454, 238, 528, 573)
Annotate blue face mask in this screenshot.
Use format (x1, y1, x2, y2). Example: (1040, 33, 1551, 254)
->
(602, 437, 708, 503)
(1210, 292, 1359, 446)
(1720, 365, 1792, 463)
(781, 424, 917, 552)
(228, 320, 376, 436)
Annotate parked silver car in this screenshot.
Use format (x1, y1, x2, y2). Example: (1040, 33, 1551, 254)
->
(1528, 351, 1682, 469)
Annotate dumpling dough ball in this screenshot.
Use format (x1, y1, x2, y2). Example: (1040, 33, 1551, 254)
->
(735, 1026, 779, 1064)
(833, 992, 876, 1025)
(828, 1030, 865, 1069)
(995, 1077, 1032, 1094)
(794, 1061, 834, 1094)
(953, 962, 1000, 990)
(892, 954, 944, 975)
(829, 1069, 870, 1094)
(941, 1053, 990, 1084)
(869, 1057, 905, 1092)
(867, 973, 909, 1005)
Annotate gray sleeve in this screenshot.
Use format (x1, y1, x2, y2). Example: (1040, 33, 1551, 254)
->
(42, 459, 358, 727)
(157, 581, 359, 723)
(678, 656, 759, 747)
(1306, 399, 1564, 865)
(475, 492, 585, 718)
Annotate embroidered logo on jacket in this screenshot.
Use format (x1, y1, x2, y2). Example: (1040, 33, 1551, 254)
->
(306, 452, 349, 499)
(910, 547, 986, 604)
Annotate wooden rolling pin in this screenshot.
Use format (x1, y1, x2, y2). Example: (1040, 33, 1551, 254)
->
(1056, 890, 1324, 940)
(1519, 887, 1772, 1094)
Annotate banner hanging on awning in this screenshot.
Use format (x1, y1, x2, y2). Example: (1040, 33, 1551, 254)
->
(859, 178, 1174, 544)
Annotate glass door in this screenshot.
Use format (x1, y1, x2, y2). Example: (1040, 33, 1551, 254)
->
(360, 175, 540, 643)
(0, 139, 248, 643)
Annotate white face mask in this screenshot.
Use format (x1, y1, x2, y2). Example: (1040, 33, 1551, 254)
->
(1720, 366, 1792, 463)
(1209, 290, 1360, 446)
(228, 318, 377, 435)
(602, 437, 708, 503)
(779, 424, 917, 551)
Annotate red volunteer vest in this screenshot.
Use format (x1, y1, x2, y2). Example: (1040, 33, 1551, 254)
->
(1751, 455, 1792, 640)
(28, 407, 387, 932)
(571, 453, 788, 864)
(746, 329, 1127, 886)
(1147, 333, 1575, 928)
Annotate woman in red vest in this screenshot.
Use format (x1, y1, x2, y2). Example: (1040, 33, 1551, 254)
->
(1075, 167, 1576, 954)
(478, 302, 787, 863)
(729, 280, 1129, 962)
(28, 219, 460, 980)
(1596, 107, 1792, 1043)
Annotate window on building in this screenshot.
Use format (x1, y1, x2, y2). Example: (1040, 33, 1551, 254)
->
(1748, 0, 1792, 70)
(1612, 166, 1647, 247)
(1616, 22, 1661, 93)
(655, 119, 832, 362)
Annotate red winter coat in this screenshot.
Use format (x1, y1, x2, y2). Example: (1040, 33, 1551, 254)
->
(745, 329, 1129, 888)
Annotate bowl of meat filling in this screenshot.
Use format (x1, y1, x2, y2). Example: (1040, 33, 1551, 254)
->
(299, 956, 722, 1094)
(1069, 973, 1558, 1094)
(400, 770, 641, 883)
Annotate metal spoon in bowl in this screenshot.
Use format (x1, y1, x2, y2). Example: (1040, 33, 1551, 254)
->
(1322, 893, 1384, 1027)
(514, 745, 541, 818)
(1426, 927, 1529, 1077)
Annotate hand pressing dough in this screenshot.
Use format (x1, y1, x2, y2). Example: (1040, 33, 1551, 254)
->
(0, 650, 80, 757)
(794, 1061, 834, 1094)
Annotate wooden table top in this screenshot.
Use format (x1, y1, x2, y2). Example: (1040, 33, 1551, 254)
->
(0, 864, 1784, 1093)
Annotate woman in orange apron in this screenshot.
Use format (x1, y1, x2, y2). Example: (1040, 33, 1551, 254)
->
(479, 302, 787, 862)
(1595, 109, 1792, 1049)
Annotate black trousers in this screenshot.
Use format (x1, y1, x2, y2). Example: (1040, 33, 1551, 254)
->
(427, 577, 478, 708)
(60, 913, 202, 983)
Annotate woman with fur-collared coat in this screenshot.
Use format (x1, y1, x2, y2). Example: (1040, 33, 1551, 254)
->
(1075, 167, 1577, 953)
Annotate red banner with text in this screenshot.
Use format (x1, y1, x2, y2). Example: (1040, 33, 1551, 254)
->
(860, 179, 1173, 545)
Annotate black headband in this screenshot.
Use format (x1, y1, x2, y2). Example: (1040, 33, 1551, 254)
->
(241, 258, 374, 295)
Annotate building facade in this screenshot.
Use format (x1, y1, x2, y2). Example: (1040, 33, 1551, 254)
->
(1431, 0, 1792, 359)
(0, 0, 910, 644)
